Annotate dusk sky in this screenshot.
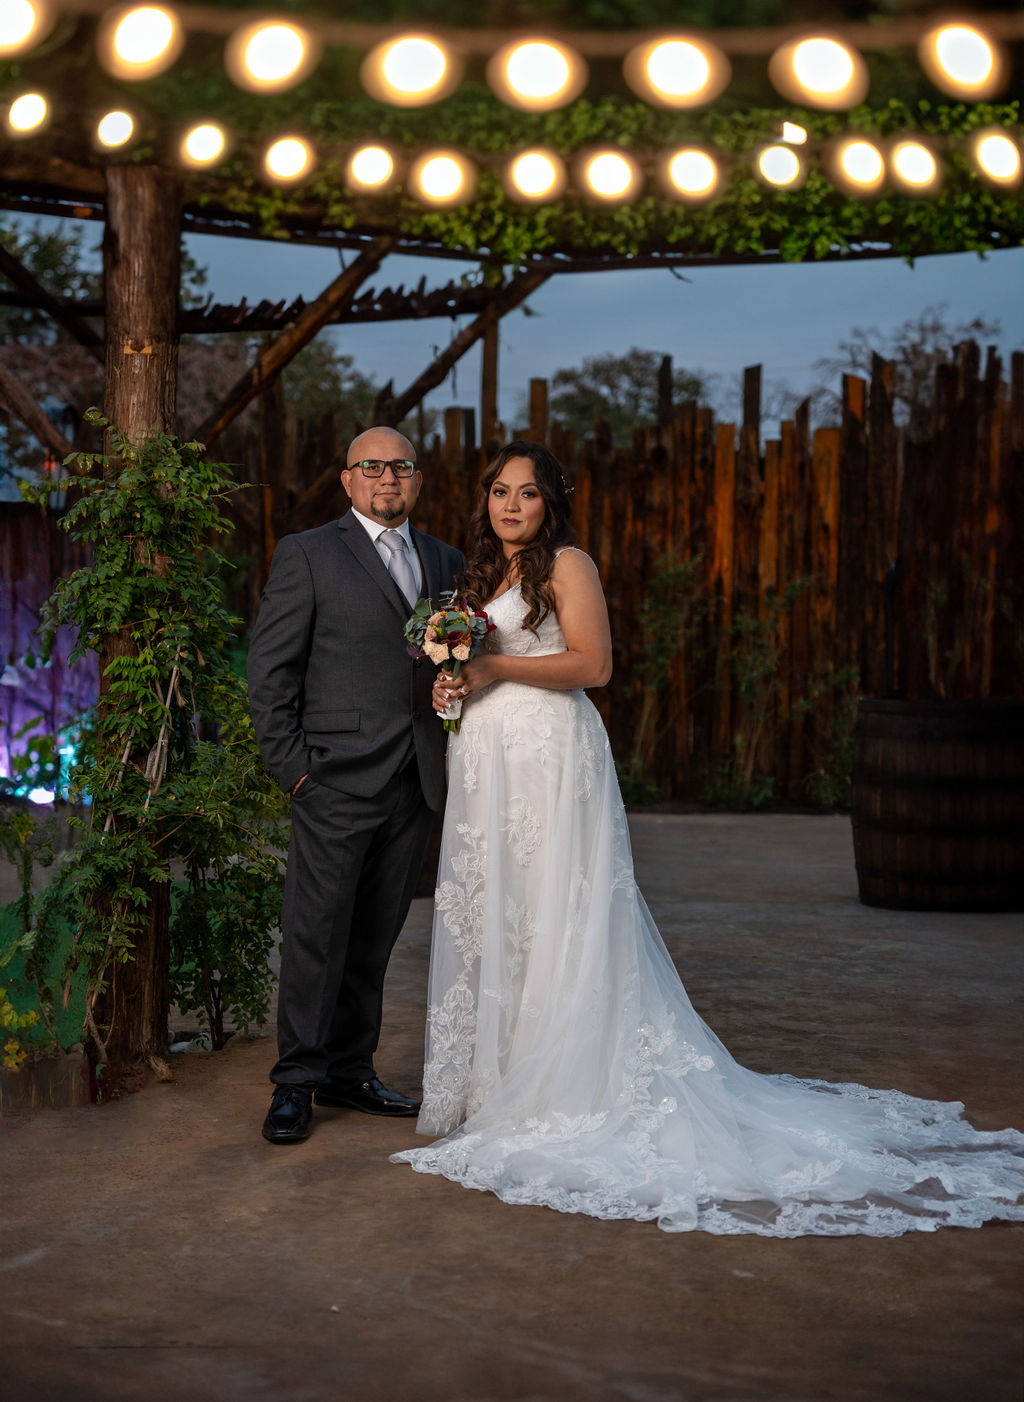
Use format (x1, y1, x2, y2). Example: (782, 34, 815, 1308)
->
(183, 231, 1024, 428)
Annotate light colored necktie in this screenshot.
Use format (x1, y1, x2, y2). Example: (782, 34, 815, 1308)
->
(378, 529, 419, 606)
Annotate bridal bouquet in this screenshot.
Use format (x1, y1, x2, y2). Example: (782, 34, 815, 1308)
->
(404, 595, 495, 732)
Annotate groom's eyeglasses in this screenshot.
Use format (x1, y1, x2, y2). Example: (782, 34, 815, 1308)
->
(350, 459, 418, 478)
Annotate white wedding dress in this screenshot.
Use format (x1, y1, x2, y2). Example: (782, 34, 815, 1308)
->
(392, 567, 1024, 1235)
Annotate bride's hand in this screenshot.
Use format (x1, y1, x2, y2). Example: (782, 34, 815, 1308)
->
(432, 672, 455, 713)
(432, 656, 500, 710)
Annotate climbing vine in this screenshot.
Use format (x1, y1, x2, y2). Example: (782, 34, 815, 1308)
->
(20, 413, 286, 1072)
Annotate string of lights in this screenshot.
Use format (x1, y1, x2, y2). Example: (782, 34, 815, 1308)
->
(3, 3, 1022, 105)
(4, 92, 1021, 203)
(1, 3, 1022, 200)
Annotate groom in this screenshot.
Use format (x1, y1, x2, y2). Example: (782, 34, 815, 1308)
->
(247, 426, 464, 1144)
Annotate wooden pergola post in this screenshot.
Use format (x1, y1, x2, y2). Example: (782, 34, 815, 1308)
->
(94, 163, 182, 1084)
(480, 308, 500, 460)
(104, 166, 181, 442)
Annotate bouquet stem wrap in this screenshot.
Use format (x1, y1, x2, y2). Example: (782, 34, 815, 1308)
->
(439, 696, 463, 733)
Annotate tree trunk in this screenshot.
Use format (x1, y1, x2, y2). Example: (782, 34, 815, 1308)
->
(104, 165, 181, 441)
(93, 165, 181, 1088)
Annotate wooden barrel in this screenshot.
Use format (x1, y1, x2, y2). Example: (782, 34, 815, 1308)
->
(851, 699, 1024, 912)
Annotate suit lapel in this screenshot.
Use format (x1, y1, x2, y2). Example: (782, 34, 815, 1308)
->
(412, 526, 446, 607)
(336, 512, 412, 623)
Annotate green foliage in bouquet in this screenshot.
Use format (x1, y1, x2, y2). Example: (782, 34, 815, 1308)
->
(403, 595, 494, 680)
(20, 412, 287, 1063)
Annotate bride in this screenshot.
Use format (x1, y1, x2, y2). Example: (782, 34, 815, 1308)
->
(391, 441, 1024, 1236)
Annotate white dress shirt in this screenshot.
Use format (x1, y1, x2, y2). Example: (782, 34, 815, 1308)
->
(349, 507, 423, 596)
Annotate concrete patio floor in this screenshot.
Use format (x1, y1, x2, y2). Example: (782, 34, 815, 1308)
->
(1, 813, 1021, 1402)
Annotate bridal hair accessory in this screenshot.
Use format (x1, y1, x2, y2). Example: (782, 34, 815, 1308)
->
(404, 592, 495, 733)
(560, 473, 574, 495)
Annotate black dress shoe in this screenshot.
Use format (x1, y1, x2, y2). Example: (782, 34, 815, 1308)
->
(262, 1086, 313, 1144)
(314, 1076, 421, 1117)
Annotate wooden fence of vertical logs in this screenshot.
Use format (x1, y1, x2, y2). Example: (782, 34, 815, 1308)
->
(219, 338, 1020, 803)
(5, 339, 1020, 805)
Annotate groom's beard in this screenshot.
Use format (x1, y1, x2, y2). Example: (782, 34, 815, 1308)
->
(372, 503, 405, 521)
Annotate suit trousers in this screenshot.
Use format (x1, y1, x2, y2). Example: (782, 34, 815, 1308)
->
(272, 756, 434, 1090)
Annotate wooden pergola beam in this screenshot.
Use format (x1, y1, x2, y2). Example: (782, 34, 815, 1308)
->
(0, 273, 517, 334)
(0, 239, 104, 363)
(0, 361, 75, 462)
(190, 236, 394, 449)
(382, 269, 550, 426)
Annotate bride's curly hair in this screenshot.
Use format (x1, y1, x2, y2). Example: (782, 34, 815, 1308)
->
(455, 440, 576, 633)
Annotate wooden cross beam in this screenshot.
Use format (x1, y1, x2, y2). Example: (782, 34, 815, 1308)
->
(0, 361, 75, 462)
(190, 235, 394, 449)
(378, 269, 550, 426)
(0, 239, 104, 363)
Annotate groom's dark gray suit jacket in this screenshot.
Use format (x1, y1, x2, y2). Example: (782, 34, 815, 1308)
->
(247, 512, 464, 813)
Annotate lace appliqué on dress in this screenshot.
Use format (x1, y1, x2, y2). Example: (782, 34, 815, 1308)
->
(501, 795, 541, 867)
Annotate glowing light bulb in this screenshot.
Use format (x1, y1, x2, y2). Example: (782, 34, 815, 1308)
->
(975, 133, 1020, 183)
(758, 145, 801, 187)
(920, 23, 1005, 100)
(585, 152, 636, 199)
(382, 36, 446, 95)
(0, 0, 46, 56)
(838, 139, 884, 188)
(348, 145, 394, 188)
(892, 141, 937, 188)
(8, 91, 46, 131)
(362, 33, 458, 106)
(781, 122, 807, 145)
(769, 33, 867, 109)
(244, 23, 304, 84)
(667, 149, 717, 196)
(793, 38, 853, 95)
(225, 19, 318, 92)
(935, 26, 993, 87)
(625, 34, 728, 108)
(418, 154, 465, 201)
(506, 42, 568, 100)
(100, 4, 182, 79)
(409, 149, 477, 205)
(265, 136, 312, 181)
(97, 110, 134, 147)
(647, 41, 709, 98)
(487, 36, 585, 111)
(509, 150, 561, 199)
(182, 123, 225, 165)
(113, 6, 174, 65)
